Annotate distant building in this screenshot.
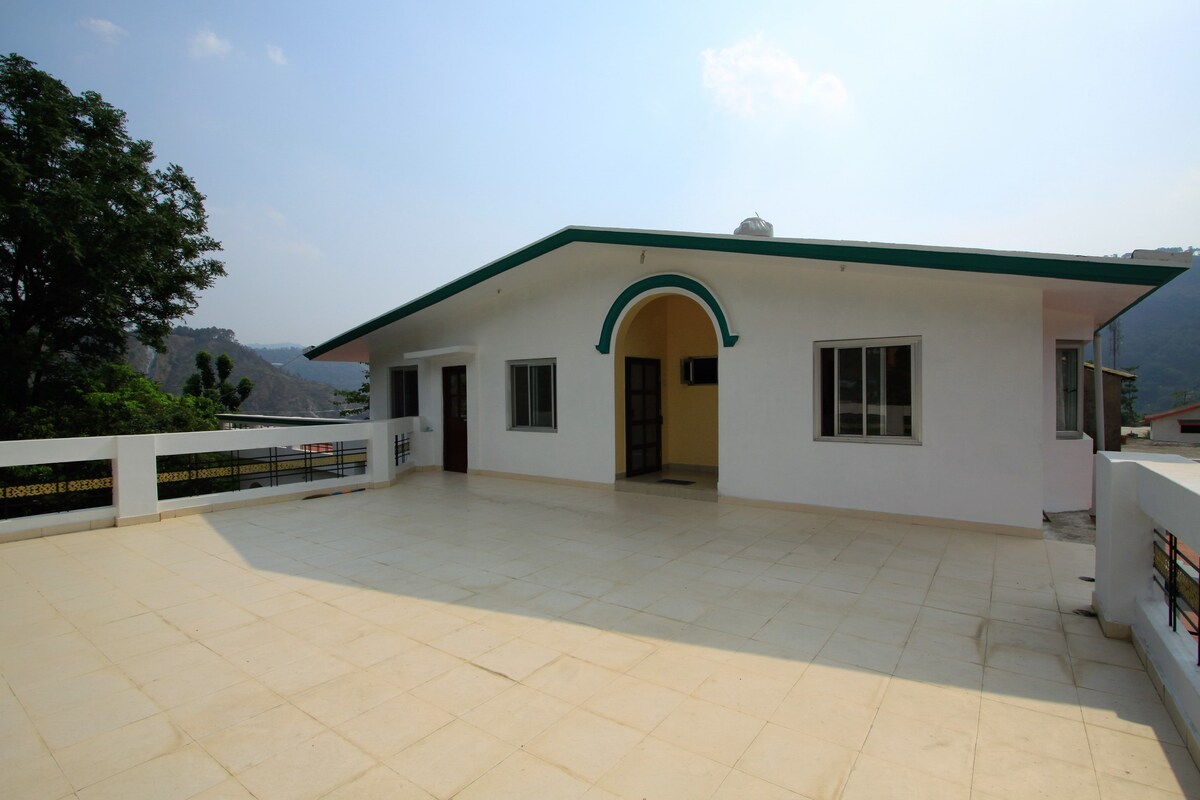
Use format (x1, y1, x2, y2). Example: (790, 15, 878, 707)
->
(1083, 363, 1134, 451)
(1145, 402, 1200, 445)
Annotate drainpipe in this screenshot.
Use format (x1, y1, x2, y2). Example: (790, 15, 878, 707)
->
(1093, 331, 1106, 451)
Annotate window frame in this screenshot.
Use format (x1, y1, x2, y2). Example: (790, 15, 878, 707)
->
(1055, 342, 1085, 439)
(813, 336, 922, 445)
(389, 366, 419, 419)
(507, 358, 557, 432)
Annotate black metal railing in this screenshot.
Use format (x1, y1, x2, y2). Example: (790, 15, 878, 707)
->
(1152, 527, 1200, 665)
(394, 432, 410, 466)
(0, 460, 114, 520)
(156, 440, 368, 501)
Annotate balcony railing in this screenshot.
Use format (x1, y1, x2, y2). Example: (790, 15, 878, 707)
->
(0, 417, 416, 539)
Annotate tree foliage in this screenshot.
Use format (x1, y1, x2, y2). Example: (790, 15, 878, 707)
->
(0, 54, 225, 438)
(332, 371, 370, 418)
(183, 351, 253, 412)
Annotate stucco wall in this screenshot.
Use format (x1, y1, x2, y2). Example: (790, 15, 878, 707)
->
(1151, 417, 1200, 445)
(368, 245, 1055, 530)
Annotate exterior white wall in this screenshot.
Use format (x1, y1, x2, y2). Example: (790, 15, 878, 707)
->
(1043, 309, 1097, 512)
(1151, 417, 1200, 445)
(366, 246, 1057, 530)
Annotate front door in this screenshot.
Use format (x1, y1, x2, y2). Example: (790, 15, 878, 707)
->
(442, 366, 467, 473)
(625, 357, 662, 476)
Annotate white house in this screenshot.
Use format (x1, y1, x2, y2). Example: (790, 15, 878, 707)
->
(307, 224, 1188, 536)
(1146, 403, 1200, 445)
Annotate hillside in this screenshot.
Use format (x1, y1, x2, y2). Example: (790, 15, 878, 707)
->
(250, 345, 366, 391)
(127, 328, 346, 417)
(1102, 248, 1200, 416)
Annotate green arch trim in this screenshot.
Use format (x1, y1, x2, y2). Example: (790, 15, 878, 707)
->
(595, 274, 738, 354)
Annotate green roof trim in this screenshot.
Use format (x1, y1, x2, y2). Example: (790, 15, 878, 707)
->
(306, 226, 1187, 359)
(595, 274, 737, 354)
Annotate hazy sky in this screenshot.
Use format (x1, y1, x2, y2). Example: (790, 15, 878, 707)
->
(4, 2, 1198, 346)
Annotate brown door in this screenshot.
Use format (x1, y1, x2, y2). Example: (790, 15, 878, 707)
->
(442, 366, 467, 473)
(625, 357, 662, 476)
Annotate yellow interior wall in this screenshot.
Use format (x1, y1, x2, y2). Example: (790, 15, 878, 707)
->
(613, 294, 718, 474)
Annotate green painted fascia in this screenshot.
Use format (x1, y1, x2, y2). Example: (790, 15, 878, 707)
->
(306, 226, 1187, 359)
(595, 274, 738, 354)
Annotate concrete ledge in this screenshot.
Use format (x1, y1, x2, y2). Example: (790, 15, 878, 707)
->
(1132, 599, 1200, 771)
(116, 513, 161, 527)
(0, 507, 117, 543)
(718, 495, 1042, 538)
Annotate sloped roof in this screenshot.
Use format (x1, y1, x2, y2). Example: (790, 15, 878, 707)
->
(307, 226, 1188, 361)
(1145, 403, 1200, 422)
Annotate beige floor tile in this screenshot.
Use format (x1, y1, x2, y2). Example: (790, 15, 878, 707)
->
(770, 686, 877, 749)
(878, 677, 980, 734)
(1096, 771, 1193, 800)
(33, 686, 162, 750)
(651, 696, 764, 766)
(583, 674, 685, 732)
(472, 637, 560, 680)
(1077, 687, 1183, 744)
(599, 736, 730, 800)
(54, 713, 187, 791)
(463, 684, 573, 745)
(753, 617, 834, 653)
(1, 745, 74, 800)
(893, 647, 983, 691)
(367, 643, 461, 691)
(189, 776, 257, 798)
(982, 666, 1082, 720)
(408, 662, 512, 716)
(840, 752, 969, 800)
(527, 655, 620, 704)
(167, 679, 283, 740)
(817, 632, 903, 674)
(1087, 725, 1200, 796)
(456, 751, 590, 800)
(291, 669, 402, 726)
(972, 740, 1100, 799)
(428, 622, 512, 660)
(861, 710, 975, 785)
(257, 652, 355, 696)
(737, 722, 856, 800)
(711, 768, 809, 799)
(237, 730, 374, 800)
(985, 642, 1073, 684)
(526, 708, 645, 782)
(906, 627, 986, 664)
(319, 764, 434, 799)
(977, 698, 1091, 767)
(334, 692, 454, 758)
(1073, 658, 1160, 700)
(569, 631, 656, 671)
(627, 648, 721, 693)
(387, 720, 514, 799)
(15, 667, 136, 720)
(200, 704, 326, 774)
(1066, 633, 1143, 669)
(692, 664, 794, 719)
(75, 743, 228, 800)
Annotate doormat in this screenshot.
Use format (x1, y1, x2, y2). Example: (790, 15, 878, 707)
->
(657, 479, 696, 486)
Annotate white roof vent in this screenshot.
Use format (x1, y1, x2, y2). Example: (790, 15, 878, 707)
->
(734, 215, 774, 237)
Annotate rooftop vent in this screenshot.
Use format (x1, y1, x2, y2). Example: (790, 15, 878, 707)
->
(734, 215, 774, 237)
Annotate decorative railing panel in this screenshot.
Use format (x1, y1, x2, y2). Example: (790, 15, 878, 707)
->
(1152, 527, 1200, 665)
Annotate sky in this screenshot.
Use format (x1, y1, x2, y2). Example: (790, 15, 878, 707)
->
(3, 1, 1198, 347)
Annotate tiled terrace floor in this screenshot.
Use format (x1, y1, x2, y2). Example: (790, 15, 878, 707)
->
(2, 472, 1198, 799)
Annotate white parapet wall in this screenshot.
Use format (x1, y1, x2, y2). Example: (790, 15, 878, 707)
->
(1094, 451, 1200, 763)
(0, 418, 417, 541)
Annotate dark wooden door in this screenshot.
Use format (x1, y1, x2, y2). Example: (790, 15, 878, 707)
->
(625, 357, 662, 476)
(442, 366, 467, 473)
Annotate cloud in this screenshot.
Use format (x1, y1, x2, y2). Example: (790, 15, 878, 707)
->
(81, 18, 126, 43)
(701, 34, 849, 117)
(266, 45, 288, 66)
(190, 29, 231, 58)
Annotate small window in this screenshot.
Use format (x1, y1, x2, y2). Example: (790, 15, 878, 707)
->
(1181, 421, 1200, 435)
(390, 367, 419, 418)
(681, 356, 718, 385)
(815, 337, 920, 443)
(1056, 343, 1083, 437)
(509, 359, 556, 431)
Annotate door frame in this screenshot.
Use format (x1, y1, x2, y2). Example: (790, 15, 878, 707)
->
(624, 357, 663, 477)
(442, 365, 468, 473)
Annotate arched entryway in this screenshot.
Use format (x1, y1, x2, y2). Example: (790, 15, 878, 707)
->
(611, 291, 723, 490)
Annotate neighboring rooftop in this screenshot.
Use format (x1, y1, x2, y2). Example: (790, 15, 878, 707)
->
(3, 472, 1197, 798)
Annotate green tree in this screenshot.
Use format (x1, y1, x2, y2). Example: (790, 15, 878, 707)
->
(333, 370, 370, 418)
(0, 54, 224, 438)
(184, 351, 253, 412)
